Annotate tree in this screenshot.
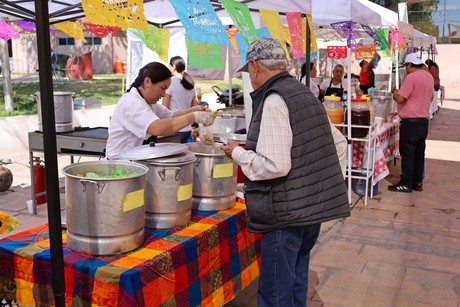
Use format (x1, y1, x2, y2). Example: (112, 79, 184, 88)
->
(369, 0, 440, 36)
(0, 39, 14, 112)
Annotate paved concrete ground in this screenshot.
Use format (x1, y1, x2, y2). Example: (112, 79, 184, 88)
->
(1, 87, 459, 306)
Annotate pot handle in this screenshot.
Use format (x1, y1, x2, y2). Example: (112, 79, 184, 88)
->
(80, 179, 105, 194)
(158, 167, 183, 182)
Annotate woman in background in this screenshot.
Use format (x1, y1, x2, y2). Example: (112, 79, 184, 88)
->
(359, 52, 380, 94)
(425, 59, 440, 91)
(300, 62, 321, 100)
(425, 59, 441, 118)
(163, 56, 199, 143)
(105, 62, 213, 160)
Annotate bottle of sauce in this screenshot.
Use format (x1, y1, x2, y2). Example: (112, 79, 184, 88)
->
(323, 95, 344, 131)
(351, 98, 370, 138)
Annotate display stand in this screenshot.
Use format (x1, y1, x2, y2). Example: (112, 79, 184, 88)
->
(338, 122, 377, 206)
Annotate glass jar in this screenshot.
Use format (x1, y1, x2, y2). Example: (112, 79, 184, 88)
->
(351, 98, 370, 138)
(362, 95, 374, 124)
(323, 95, 344, 131)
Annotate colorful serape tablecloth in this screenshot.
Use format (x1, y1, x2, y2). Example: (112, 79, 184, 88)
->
(0, 199, 261, 306)
(352, 122, 400, 183)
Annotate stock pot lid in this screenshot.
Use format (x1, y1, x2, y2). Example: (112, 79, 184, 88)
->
(143, 150, 196, 164)
(119, 143, 188, 160)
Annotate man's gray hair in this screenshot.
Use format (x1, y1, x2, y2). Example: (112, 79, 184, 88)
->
(258, 58, 287, 71)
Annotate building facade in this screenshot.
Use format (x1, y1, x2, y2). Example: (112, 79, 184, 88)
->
(9, 29, 128, 75)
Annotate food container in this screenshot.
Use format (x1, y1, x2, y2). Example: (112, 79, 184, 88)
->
(213, 105, 246, 134)
(62, 161, 148, 255)
(214, 133, 247, 183)
(351, 98, 370, 138)
(35, 91, 75, 132)
(323, 95, 344, 131)
(187, 142, 237, 211)
(362, 95, 375, 124)
(120, 143, 196, 229)
(371, 90, 393, 120)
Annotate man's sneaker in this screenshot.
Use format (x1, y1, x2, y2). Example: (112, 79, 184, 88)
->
(412, 182, 423, 192)
(388, 182, 412, 193)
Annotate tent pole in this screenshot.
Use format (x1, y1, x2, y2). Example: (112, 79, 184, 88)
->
(346, 47, 352, 205)
(228, 44, 233, 106)
(35, 0, 66, 306)
(395, 43, 399, 90)
(305, 14, 310, 87)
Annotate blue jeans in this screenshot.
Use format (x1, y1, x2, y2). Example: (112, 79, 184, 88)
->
(257, 223, 321, 307)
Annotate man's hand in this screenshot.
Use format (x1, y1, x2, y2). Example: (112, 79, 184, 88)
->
(220, 140, 240, 159)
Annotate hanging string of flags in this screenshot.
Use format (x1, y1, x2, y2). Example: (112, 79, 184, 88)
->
(0, 0, 411, 62)
(83, 23, 121, 38)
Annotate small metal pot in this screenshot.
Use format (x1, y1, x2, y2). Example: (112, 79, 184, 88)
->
(187, 142, 237, 211)
(35, 91, 76, 132)
(136, 151, 196, 229)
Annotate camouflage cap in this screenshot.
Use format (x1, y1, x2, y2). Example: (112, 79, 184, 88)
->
(237, 38, 286, 73)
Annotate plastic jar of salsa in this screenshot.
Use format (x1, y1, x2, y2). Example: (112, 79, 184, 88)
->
(351, 98, 370, 138)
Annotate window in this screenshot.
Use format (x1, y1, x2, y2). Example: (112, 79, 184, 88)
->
(57, 37, 75, 46)
(84, 37, 102, 46)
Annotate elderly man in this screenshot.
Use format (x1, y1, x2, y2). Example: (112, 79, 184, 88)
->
(220, 38, 350, 306)
(390, 53, 434, 193)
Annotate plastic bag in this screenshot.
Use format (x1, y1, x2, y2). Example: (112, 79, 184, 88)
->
(199, 123, 214, 145)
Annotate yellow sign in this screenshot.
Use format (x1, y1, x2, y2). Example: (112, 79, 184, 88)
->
(213, 163, 234, 178)
(123, 189, 144, 212)
(177, 184, 193, 202)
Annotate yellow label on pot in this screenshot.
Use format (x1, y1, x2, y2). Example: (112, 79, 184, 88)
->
(177, 183, 192, 202)
(213, 163, 233, 178)
(123, 189, 144, 212)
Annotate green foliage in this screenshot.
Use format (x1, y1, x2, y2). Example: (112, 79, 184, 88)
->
(0, 74, 242, 117)
(368, 0, 440, 36)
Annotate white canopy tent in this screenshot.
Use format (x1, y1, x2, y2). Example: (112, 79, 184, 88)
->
(413, 28, 437, 48)
(0, 1, 313, 304)
(312, 0, 384, 205)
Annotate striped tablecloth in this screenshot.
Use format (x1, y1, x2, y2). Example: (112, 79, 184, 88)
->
(0, 199, 261, 306)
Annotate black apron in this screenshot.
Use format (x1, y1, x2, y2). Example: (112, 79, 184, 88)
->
(324, 79, 344, 100)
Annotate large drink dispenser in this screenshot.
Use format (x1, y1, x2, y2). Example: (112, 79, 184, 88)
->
(323, 95, 344, 131)
(351, 98, 370, 138)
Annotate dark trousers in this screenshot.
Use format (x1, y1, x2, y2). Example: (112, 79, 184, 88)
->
(399, 118, 429, 186)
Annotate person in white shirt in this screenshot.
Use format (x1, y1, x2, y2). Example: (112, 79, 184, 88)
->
(163, 56, 199, 143)
(319, 64, 362, 100)
(320, 64, 348, 100)
(105, 62, 214, 160)
(219, 37, 349, 307)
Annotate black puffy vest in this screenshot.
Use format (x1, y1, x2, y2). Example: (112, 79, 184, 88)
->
(244, 72, 350, 233)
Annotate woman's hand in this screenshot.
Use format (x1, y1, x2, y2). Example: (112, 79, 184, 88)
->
(191, 105, 210, 112)
(193, 111, 215, 126)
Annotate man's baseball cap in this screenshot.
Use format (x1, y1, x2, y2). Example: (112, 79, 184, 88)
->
(404, 53, 423, 65)
(237, 38, 287, 73)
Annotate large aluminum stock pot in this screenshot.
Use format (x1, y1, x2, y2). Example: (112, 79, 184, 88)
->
(120, 143, 196, 229)
(187, 142, 237, 211)
(62, 161, 148, 255)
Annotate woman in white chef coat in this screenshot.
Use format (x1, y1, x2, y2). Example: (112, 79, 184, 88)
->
(105, 62, 214, 160)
